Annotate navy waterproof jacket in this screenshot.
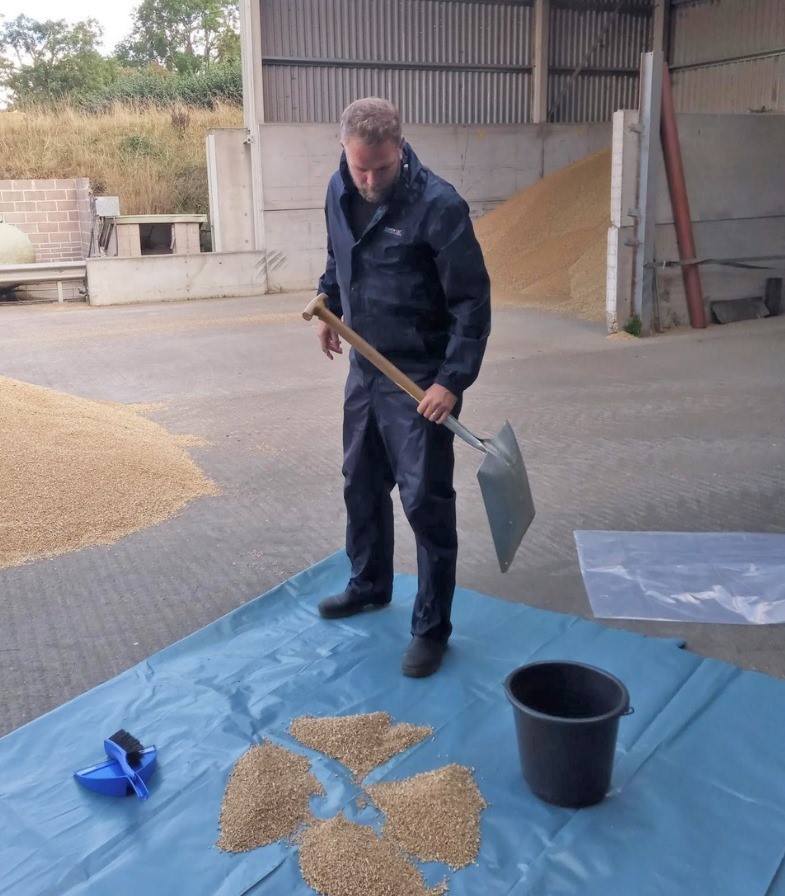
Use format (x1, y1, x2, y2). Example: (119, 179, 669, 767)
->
(317, 142, 491, 397)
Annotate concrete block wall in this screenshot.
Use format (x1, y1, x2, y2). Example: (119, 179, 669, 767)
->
(608, 113, 785, 330)
(209, 122, 612, 294)
(0, 178, 93, 263)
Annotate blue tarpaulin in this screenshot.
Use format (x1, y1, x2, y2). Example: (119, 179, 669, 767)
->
(3, 551, 785, 895)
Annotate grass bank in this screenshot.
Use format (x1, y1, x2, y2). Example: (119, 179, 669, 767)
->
(0, 103, 243, 215)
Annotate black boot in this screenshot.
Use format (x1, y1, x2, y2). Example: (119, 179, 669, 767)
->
(401, 636, 447, 678)
(317, 591, 390, 619)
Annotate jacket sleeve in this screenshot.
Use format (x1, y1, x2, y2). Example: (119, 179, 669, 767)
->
(317, 202, 343, 318)
(427, 191, 491, 396)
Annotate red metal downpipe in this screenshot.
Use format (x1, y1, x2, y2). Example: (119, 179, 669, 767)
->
(660, 63, 707, 329)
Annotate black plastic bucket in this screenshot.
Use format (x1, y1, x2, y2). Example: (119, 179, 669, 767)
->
(504, 660, 631, 808)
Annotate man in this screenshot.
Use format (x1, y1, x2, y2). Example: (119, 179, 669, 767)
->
(314, 97, 491, 678)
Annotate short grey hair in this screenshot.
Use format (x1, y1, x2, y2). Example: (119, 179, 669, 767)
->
(340, 97, 402, 146)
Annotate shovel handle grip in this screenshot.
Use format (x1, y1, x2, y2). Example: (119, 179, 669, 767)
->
(303, 294, 426, 403)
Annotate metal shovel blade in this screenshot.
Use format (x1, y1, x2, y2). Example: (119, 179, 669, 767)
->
(475, 421, 535, 573)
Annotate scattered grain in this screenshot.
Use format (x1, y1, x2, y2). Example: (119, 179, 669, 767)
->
(97, 401, 168, 414)
(254, 442, 283, 456)
(5, 312, 301, 349)
(290, 712, 433, 779)
(0, 375, 218, 569)
(124, 401, 169, 414)
(299, 814, 447, 896)
(217, 741, 325, 853)
(367, 765, 486, 870)
(173, 433, 214, 448)
(475, 149, 611, 321)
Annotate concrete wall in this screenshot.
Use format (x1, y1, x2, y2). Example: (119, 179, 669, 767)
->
(607, 112, 785, 330)
(207, 129, 254, 254)
(0, 178, 92, 263)
(87, 252, 267, 306)
(210, 122, 611, 293)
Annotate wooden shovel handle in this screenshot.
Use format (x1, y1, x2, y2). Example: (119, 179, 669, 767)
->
(303, 294, 426, 403)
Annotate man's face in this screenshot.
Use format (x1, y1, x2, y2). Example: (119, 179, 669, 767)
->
(343, 137, 403, 203)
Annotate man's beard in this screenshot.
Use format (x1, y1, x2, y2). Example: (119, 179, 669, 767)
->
(358, 182, 394, 204)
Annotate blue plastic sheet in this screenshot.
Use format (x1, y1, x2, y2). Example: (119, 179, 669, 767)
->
(575, 530, 785, 623)
(3, 551, 785, 895)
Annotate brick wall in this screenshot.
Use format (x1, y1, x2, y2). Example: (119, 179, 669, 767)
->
(0, 178, 93, 262)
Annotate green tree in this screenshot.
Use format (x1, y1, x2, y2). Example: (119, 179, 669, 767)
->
(116, 0, 240, 74)
(0, 15, 121, 106)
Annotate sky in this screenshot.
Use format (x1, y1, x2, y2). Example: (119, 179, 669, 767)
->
(1, 0, 139, 54)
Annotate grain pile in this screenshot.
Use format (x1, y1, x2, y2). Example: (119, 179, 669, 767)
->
(0, 375, 217, 569)
(298, 814, 447, 896)
(367, 764, 486, 870)
(290, 712, 433, 779)
(217, 742, 325, 853)
(474, 148, 611, 320)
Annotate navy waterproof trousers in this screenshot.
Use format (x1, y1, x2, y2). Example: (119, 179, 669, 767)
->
(342, 362, 461, 643)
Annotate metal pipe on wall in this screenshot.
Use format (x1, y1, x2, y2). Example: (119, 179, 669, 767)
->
(659, 63, 707, 329)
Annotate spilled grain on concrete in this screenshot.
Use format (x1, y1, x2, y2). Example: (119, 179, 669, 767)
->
(0, 375, 217, 569)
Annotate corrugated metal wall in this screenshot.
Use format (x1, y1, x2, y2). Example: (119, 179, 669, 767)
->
(260, 0, 533, 124)
(548, 0, 651, 122)
(669, 0, 785, 113)
(258, 0, 654, 124)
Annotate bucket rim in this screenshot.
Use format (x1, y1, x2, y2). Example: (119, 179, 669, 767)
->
(503, 659, 630, 724)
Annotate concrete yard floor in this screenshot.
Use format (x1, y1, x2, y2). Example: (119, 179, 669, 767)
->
(1, 292, 784, 737)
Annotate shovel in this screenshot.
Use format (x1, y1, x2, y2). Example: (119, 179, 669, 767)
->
(303, 294, 535, 572)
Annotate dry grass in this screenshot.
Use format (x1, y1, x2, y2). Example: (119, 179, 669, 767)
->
(0, 104, 242, 215)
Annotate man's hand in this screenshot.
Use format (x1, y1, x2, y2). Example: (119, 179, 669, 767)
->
(317, 321, 343, 359)
(417, 384, 457, 425)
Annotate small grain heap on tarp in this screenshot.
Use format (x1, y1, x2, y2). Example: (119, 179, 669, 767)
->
(217, 742, 325, 853)
(218, 713, 488, 894)
(367, 764, 486, 870)
(0, 375, 217, 569)
(474, 148, 611, 320)
(290, 712, 433, 780)
(299, 814, 447, 896)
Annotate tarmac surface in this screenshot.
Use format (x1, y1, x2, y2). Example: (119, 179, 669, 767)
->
(1, 292, 783, 737)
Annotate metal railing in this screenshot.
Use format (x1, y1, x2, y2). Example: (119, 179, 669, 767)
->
(0, 261, 87, 303)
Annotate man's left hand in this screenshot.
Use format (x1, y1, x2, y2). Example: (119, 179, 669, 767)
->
(417, 384, 457, 425)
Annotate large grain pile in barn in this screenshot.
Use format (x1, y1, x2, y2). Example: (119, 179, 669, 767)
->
(474, 148, 611, 320)
(0, 375, 217, 569)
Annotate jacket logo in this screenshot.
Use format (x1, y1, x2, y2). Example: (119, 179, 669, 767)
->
(383, 226, 403, 237)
